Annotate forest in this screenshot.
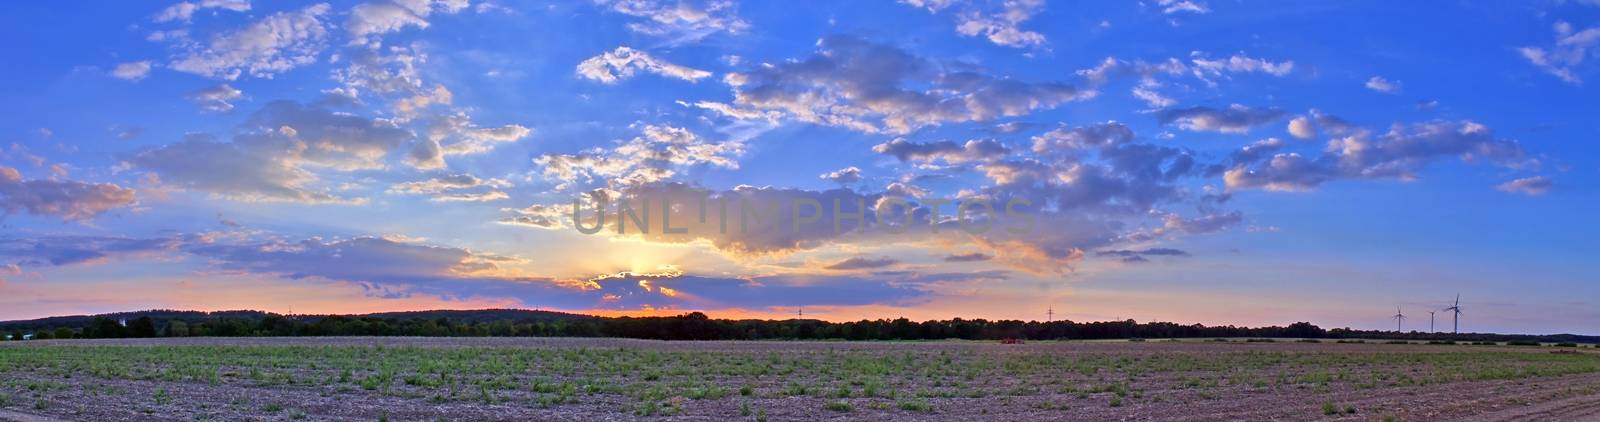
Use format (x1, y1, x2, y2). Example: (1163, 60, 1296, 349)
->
(3, 309, 1595, 344)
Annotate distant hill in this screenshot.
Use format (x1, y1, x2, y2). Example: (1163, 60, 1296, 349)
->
(354, 309, 594, 324)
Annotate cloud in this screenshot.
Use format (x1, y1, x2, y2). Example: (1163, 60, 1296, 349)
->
(528, 183, 889, 257)
(942, 252, 992, 262)
(328, 45, 430, 109)
(431, 190, 509, 202)
(410, 112, 533, 169)
(0, 236, 178, 268)
(0, 167, 137, 221)
(953, 0, 1047, 48)
(128, 136, 341, 203)
(111, 61, 153, 81)
(1284, 109, 1355, 140)
(723, 35, 1089, 134)
(899, 0, 1047, 48)
(187, 84, 244, 112)
(576, 47, 712, 84)
(1520, 21, 1598, 84)
(1030, 122, 1134, 153)
(1157, 0, 1210, 14)
(873, 138, 1010, 164)
(389, 174, 510, 202)
(824, 256, 898, 270)
(346, 0, 469, 44)
(1496, 176, 1552, 196)
(595, 0, 749, 45)
(245, 101, 414, 170)
(1365, 76, 1401, 93)
(1096, 247, 1190, 263)
(116, 127, 146, 140)
(0, 233, 611, 307)
(897, 0, 957, 12)
(179, 236, 548, 291)
(1190, 53, 1294, 79)
(154, 0, 251, 23)
(594, 121, 1205, 271)
(1158, 104, 1285, 134)
(1073, 57, 1188, 107)
(512, 121, 1228, 274)
(34, 231, 926, 313)
(1226, 120, 1532, 192)
(497, 203, 571, 229)
(1161, 213, 1240, 234)
(1287, 116, 1315, 139)
(128, 101, 414, 203)
(169, 3, 332, 80)
(389, 174, 506, 194)
(535, 124, 742, 189)
(820, 166, 863, 184)
(584, 272, 933, 311)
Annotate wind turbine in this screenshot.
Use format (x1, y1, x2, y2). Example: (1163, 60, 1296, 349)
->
(1443, 295, 1462, 334)
(1393, 307, 1406, 332)
(1428, 311, 1436, 333)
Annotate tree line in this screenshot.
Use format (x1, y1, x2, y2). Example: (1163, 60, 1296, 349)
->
(5, 310, 1595, 343)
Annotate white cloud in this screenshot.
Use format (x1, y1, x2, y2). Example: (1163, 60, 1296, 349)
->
(820, 166, 863, 184)
(1226, 120, 1533, 192)
(595, 0, 749, 45)
(900, 0, 1047, 49)
(1157, 0, 1210, 14)
(1131, 84, 1176, 108)
(576, 47, 712, 84)
(1283, 109, 1354, 140)
(1496, 176, 1552, 196)
(346, 0, 469, 44)
(897, 0, 958, 12)
(1519, 21, 1598, 84)
(1365, 76, 1401, 93)
(498, 203, 571, 230)
(1157, 104, 1285, 134)
(168, 3, 332, 80)
(389, 174, 510, 194)
(187, 84, 244, 112)
(389, 173, 512, 203)
(953, 0, 1047, 48)
(111, 61, 153, 81)
(535, 125, 743, 189)
(1191, 53, 1294, 79)
(1287, 116, 1315, 139)
(407, 112, 532, 169)
(154, 0, 251, 23)
(430, 190, 509, 202)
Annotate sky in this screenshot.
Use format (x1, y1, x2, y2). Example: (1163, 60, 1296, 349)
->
(0, 0, 1597, 334)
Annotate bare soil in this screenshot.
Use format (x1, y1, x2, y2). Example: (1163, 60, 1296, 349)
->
(2, 337, 1598, 421)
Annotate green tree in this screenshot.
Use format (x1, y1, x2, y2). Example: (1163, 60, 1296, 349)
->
(128, 316, 158, 338)
(165, 320, 189, 337)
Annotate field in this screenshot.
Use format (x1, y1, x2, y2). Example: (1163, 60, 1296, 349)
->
(2, 338, 1600, 421)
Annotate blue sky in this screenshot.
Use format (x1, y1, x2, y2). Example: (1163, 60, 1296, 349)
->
(0, 0, 1597, 334)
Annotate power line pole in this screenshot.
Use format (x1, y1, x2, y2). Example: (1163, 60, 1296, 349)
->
(1047, 307, 1054, 323)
